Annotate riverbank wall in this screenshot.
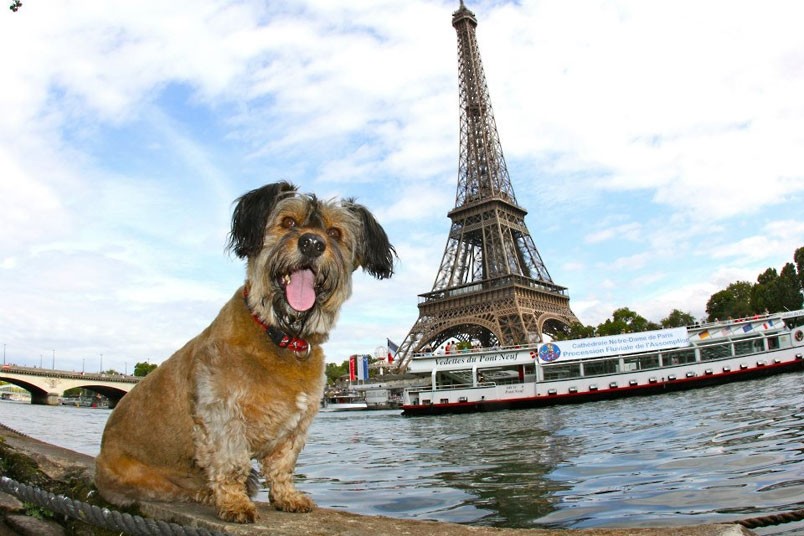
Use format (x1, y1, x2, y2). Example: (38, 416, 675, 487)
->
(0, 424, 756, 536)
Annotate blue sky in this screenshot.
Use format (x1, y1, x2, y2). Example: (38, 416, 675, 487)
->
(1, 0, 803, 373)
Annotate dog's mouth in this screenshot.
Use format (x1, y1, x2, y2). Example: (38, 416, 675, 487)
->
(280, 268, 317, 312)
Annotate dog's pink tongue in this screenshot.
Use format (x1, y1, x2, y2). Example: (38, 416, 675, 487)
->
(286, 269, 316, 312)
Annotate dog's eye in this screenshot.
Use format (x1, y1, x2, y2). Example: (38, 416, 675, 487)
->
(282, 217, 297, 229)
(327, 227, 342, 241)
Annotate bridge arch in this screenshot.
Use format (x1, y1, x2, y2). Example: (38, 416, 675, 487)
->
(0, 377, 50, 405)
(0, 366, 139, 407)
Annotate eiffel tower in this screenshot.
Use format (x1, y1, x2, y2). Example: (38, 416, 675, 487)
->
(395, 1, 578, 370)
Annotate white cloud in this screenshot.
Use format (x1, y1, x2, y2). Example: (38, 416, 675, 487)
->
(0, 0, 802, 372)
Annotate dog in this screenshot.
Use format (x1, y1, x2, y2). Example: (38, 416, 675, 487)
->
(94, 181, 395, 523)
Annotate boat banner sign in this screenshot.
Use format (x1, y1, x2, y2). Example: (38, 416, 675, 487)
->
(538, 327, 689, 363)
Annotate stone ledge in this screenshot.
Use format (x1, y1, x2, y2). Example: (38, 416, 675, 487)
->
(0, 425, 755, 536)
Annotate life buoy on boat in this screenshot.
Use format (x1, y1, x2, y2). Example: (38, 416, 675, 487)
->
(795, 329, 804, 342)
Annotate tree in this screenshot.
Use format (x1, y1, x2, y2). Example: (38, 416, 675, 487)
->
(778, 262, 804, 311)
(795, 246, 804, 293)
(553, 322, 596, 340)
(751, 268, 781, 314)
(661, 309, 696, 328)
(325, 361, 348, 385)
(133, 361, 158, 377)
(596, 307, 658, 335)
(706, 281, 753, 321)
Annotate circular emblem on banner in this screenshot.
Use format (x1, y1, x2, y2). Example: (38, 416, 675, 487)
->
(539, 343, 561, 362)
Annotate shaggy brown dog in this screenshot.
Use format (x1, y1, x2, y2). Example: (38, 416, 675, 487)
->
(94, 182, 395, 523)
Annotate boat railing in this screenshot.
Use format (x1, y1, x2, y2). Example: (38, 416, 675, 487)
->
(688, 309, 803, 331)
(406, 381, 497, 393)
(410, 344, 534, 360)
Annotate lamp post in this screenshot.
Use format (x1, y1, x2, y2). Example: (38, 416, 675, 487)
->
(100, 354, 103, 374)
(52, 349, 55, 370)
(3, 343, 5, 365)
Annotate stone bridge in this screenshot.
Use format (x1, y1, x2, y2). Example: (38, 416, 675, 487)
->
(0, 365, 139, 407)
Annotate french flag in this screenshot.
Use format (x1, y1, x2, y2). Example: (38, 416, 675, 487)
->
(387, 339, 399, 364)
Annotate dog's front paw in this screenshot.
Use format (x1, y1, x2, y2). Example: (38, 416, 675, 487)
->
(272, 492, 315, 513)
(216, 497, 258, 523)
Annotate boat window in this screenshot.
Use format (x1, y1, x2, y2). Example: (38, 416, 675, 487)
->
(435, 370, 472, 387)
(696, 344, 728, 361)
(734, 338, 764, 356)
(542, 362, 581, 381)
(623, 354, 660, 371)
(767, 336, 780, 350)
(581, 358, 619, 377)
(663, 348, 697, 365)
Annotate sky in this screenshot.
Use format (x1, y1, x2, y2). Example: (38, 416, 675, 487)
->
(1, 0, 803, 374)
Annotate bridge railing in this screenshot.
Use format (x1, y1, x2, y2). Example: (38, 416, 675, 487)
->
(0, 365, 140, 384)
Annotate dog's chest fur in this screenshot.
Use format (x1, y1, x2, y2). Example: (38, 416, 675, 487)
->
(190, 289, 326, 457)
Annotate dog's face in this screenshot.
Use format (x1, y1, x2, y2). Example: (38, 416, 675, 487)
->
(227, 182, 395, 342)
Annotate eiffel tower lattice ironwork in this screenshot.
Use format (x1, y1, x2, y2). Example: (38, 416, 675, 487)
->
(395, 1, 578, 370)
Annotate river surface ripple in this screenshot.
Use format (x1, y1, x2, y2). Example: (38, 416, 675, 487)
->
(0, 372, 802, 535)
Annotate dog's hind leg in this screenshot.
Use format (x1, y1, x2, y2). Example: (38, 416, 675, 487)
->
(95, 451, 202, 505)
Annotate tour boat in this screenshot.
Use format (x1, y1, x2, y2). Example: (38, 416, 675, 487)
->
(401, 309, 804, 416)
(320, 391, 369, 412)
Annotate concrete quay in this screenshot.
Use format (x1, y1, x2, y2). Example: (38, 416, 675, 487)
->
(0, 425, 755, 536)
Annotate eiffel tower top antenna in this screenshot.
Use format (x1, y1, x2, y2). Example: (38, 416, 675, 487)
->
(393, 2, 577, 370)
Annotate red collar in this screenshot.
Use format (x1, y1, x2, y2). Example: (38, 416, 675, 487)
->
(243, 286, 310, 357)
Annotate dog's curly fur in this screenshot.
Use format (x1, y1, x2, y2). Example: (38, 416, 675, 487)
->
(94, 182, 395, 523)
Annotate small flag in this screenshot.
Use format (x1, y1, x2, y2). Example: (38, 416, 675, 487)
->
(356, 355, 369, 381)
(387, 339, 399, 364)
(742, 323, 754, 333)
(349, 355, 356, 381)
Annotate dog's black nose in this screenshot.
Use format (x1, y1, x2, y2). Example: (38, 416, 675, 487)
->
(298, 233, 325, 258)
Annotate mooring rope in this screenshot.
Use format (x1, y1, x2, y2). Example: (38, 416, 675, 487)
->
(735, 507, 804, 529)
(0, 476, 228, 536)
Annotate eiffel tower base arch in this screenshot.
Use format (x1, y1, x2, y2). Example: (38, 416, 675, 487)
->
(397, 277, 577, 361)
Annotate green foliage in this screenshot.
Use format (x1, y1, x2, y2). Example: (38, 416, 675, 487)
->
(706, 281, 754, 321)
(705, 246, 804, 321)
(660, 309, 695, 328)
(795, 246, 804, 292)
(325, 361, 348, 385)
(596, 307, 659, 335)
(133, 362, 157, 377)
(750, 264, 803, 314)
(553, 322, 596, 340)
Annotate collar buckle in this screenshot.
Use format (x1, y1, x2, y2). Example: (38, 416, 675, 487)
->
(243, 286, 311, 359)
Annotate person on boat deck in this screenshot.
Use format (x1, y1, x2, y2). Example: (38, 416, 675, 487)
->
(445, 342, 452, 354)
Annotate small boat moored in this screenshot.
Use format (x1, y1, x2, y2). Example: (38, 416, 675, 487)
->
(401, 309, 804, 416)
(321, 390, 369, 412)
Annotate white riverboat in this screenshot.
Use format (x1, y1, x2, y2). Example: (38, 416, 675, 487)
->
(320, 391, 369, 412)
(401, 309, 804, 416)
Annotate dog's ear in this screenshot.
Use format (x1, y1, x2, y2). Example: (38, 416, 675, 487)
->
(346, 200, 396, 280)
(227, 181, 297, 259)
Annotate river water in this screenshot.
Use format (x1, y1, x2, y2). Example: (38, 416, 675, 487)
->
(1, 372, 802, 535)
